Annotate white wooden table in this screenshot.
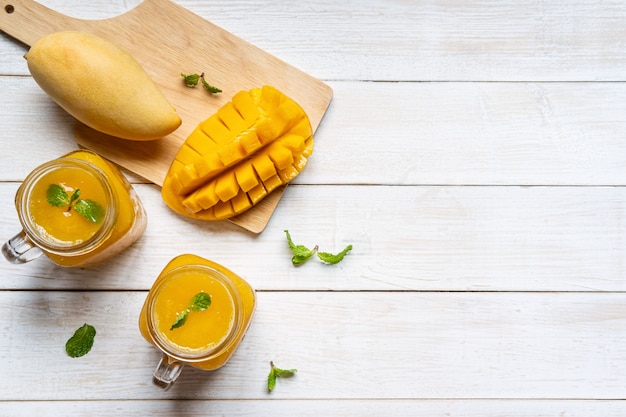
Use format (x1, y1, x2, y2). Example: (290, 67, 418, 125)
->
(2, 0, 626, 415)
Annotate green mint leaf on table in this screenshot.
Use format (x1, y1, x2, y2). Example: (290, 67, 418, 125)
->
(201, 77, 222, 93)
(181, 72, 200, 87)
(292, 253, 314, 265)
(181, 72, 221, 93)
(318, 245, 353, 264)
(73, 199, 105, 223)
(284, 230, 352, 266)
(267, 368, 277, 392)
(46, 183, 69, 207)
(268, 361, 297, 392)
(284, 230, 316, 265)
(170, 292, 211, 330)
(46, 184, 105, 223)
(65, 323, 96, 358)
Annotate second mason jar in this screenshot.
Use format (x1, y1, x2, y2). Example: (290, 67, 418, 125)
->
(2, 150, 147, 267)
(139, 254, 257, 390)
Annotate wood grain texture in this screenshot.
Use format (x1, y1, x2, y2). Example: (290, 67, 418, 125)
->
(0, 399, 625, 417)
(3, 0, 626, 81)
(1, 183, 625, 292)
(1, 291, 625, 401)
(2, 400, 626, 417)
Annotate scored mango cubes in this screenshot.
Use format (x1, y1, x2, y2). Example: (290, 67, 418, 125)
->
(161, 85, 314, 220)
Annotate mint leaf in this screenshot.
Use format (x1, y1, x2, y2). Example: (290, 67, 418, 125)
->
(191, 292, 211, 311)
(267, 366, 277, 391)
(268, 361, 297, 392)
(292, 250, 316, 265)
(201, 77, 222, 93)
(181, 72, 200, 87)
(181, 72, 221, 93)
(284, 230, 311, 256)
(274, 367, 297, 378)
(284, 230, 316, 265)
(46, 184, 106, 223)
(291, 255, 310, 265)
(284, 230, 352, 266)
(318, 245, 353, 264)
(73, 199, 105, 223)
(46, 184, 69, 207)
(170, 291, 212, 330)
(65, 323, 96, 358)
(170, 310, 189, 330)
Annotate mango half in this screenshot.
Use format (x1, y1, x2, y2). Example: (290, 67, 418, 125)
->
(25, 31, 181, 141)
(162, 85, 313, 220)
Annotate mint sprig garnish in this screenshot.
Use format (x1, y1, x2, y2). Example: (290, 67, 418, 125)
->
(46, 184, 105, 223)
(267, 361, 297, 392)
(170, 292, 212, 330)
(181, 72, 222, 93)
(284, 230, 352, 266)
(65, 323, 96, 358)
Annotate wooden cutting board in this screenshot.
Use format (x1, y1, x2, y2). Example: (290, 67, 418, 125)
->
(0, 0, 333, 233)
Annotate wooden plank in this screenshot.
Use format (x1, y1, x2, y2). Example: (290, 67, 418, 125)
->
(310, 81, 626, 186)
(3, 77, 626, 186)
(1, 183, 625, 292)
(1, 399, 626, 416)
(4, 0, 626, 81)
(1, 291, 625, 400)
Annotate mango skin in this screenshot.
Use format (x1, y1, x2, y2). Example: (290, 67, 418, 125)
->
(25, 31, 181, 141)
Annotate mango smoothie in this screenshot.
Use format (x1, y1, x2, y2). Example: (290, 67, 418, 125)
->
(27, 163, 109, 246)
(139, 254, 256, 372)
(7, 150, 147, 267)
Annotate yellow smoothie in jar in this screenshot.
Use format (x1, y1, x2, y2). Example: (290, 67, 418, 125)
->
(139, 254, 256, 371)
(47, 150, 145, 266)
(27, 165, 108, 246)
(16, 150, 147, 267)
(153, 268, 236, 354)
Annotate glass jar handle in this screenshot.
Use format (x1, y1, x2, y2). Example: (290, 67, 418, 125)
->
(2, 230, 42, 264)
(153, 354, 185, 390)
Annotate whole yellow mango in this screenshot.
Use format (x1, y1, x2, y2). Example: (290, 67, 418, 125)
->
(25, 31, 181, 141)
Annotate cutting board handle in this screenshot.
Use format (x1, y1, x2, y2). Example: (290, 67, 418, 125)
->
(0, 0, 83, 46)
(0, 0, 152, 46)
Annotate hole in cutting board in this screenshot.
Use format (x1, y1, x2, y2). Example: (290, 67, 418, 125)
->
(5, 5, 15, 13)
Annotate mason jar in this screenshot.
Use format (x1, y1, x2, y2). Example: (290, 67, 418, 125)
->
(139, 254, 256, 390)
(2, 150, 147, 267)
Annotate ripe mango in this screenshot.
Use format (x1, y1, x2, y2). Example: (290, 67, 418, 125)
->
(162, 85, 313, 220)
(25, 31, 181, 141)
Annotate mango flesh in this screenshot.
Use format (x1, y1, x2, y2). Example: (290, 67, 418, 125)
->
(162, 85, 313, 220)
(25, 31, 181, 141)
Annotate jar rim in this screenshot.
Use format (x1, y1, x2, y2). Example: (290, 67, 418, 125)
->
(146, 264, 245, 362)
(16, 157, 117, 255)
